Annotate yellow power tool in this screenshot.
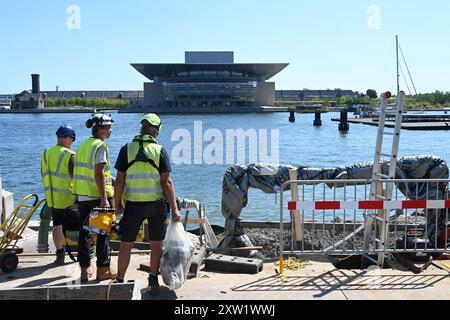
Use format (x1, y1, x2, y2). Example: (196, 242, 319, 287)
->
(88, 208, 118, 235)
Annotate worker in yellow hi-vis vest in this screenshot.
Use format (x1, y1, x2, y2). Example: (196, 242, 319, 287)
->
(113, 113, 181, 295)
(73, 114, 116, 282)
(41, 125, 77, 266)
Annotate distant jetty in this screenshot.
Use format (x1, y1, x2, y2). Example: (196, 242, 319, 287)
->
(332, 115, 450, 130)
(0, 106, 290, 114)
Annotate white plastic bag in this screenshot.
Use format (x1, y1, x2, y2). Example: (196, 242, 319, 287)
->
(160, 221, 194, 291)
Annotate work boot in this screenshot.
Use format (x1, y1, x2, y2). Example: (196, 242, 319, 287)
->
(80, 266, 94, 283)
(148, 273, 160, 296)
(111, 276, 124, 284)
(96, 266, 117, 282)
(54, 249, 65, 266)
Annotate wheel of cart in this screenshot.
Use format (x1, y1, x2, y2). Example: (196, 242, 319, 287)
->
(0, 248, 23, 273)
(0, 194, 46, 273)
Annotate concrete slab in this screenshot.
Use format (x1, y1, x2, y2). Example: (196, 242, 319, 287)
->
(0, 254, 150, 293)
(204, 254, 264, 274)
(1, 188, 14, 224)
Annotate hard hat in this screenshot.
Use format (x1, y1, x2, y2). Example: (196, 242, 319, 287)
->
(140, 113, 162, 134)
(86, 113, 114, 129)
(56, 125, 76, 141)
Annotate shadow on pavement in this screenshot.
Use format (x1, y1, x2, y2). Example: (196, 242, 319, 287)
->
(141, 286, 177, 300)
(231, 270, 449, 298)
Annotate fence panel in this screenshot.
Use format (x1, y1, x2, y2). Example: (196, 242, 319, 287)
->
(279, 179, 450, 258)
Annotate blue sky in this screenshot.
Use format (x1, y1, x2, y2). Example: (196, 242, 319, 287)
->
(0, 0, 449, 94)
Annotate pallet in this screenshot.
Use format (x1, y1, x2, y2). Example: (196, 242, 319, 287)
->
(188, 246, 207, 278)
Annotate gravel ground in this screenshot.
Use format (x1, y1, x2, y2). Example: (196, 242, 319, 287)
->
(214, 211, 433, 260)
(242, 228, 412, 259)
(390, 210, 427, 225)
(217, 226, 420, 260)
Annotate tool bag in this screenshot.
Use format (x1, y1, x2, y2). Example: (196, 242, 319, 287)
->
(160, 221, 194, 291)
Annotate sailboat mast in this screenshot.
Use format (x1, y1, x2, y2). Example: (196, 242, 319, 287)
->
(396, 35, 400, 96)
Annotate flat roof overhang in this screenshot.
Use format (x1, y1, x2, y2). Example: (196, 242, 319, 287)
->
(131, 63, 289, 81)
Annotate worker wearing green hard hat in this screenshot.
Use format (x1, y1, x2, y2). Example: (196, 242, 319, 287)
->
(114, 113, 180, 295)
(140, 113, 162, 134)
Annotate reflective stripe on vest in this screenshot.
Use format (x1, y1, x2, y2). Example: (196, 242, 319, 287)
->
(124, 135, 163, 202)
(124, 187, 163, 194)
(126, 173, 160, 180)
(73, 175, 112, 184)
(41, 146, 76, 209)
(45, 186, 73, 194)
(73, 138, 114, 198)
(42, 171, 71, 179)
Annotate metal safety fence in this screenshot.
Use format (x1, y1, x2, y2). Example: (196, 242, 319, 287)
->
(279, 179, 450, 263)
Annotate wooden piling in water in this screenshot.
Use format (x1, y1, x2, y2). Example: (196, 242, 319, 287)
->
(289, 110, 296, 123)
(313, 110, 322, 126)
(339, 111, 349, 132)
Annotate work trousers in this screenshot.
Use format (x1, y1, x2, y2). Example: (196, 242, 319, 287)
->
(77, 199, 112, 268)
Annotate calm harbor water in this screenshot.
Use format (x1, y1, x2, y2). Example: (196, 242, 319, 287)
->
(1, 112, 449, 226)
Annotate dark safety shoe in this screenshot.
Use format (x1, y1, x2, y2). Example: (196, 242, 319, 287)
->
(54, 249, 65, 266)
(148, 274, 160, 296)
(111, 276, 124, 284)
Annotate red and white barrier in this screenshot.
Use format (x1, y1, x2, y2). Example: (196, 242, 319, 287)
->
(288, 200, 450, 211)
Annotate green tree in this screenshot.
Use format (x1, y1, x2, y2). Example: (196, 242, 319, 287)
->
(366, 89, 378, 99)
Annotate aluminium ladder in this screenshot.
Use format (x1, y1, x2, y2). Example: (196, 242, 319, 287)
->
(362, 91, 406, 268)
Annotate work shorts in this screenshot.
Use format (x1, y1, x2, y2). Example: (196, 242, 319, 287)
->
(51, 204, 78, 227)
(119, 200, 169, 242)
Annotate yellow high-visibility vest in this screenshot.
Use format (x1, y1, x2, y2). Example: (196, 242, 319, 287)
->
(124, 135, 163, 202)
(73, 137, 114, 198)
(41, 145, 76, 209)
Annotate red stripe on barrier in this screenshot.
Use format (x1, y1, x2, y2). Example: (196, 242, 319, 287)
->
(402, 200, 427, 209)
(446, 200, 450, 209)
(288, 202, 297, 211)
(315, 201, 340, 210)
(359, 201, 384, 210)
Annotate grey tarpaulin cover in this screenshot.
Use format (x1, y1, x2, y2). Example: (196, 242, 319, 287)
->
(219, 156, 448, 249)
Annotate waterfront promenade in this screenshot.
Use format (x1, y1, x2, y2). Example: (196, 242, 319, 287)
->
(1, 253, 449, 300)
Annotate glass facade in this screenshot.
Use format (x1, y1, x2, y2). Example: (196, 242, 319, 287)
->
(174, 70, 247, 80)
(160, 70, 258, 106)
(163, 81, 257, 103)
